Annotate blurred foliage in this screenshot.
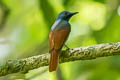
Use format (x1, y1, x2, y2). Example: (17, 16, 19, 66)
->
(0, 0, 120, 80)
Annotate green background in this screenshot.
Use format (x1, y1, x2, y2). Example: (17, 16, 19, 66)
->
(0, 0, 120, 80)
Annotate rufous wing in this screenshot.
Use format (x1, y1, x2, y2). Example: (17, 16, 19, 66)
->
(49, 31, 54, 51)
(49, 28, 70, 51)
(54, 28, 70, 50)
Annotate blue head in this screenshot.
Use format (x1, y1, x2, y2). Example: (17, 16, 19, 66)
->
(57, 11, 78, 21)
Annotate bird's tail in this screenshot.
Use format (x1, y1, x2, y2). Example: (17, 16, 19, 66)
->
(49, 50, 59, 72)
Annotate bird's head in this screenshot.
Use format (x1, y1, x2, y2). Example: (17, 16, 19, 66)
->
(57, 11, 78, 21)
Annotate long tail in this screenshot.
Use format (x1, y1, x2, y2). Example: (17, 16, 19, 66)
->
(49, 50, 59, 72)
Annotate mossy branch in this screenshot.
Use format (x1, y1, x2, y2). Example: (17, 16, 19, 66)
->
(0, 42, 120, 76)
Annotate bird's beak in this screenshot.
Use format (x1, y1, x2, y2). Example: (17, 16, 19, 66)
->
(70, 12, 79, 16)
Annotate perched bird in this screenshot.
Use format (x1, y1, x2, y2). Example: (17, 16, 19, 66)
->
(49, 11, 78, 72)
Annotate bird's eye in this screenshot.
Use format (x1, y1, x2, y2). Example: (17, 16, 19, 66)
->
(64, 12, 68, 16)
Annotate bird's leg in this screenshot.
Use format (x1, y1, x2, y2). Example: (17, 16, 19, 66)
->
(64, 44, 70, 50)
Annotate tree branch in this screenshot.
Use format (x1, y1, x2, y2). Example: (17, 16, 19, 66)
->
(0, 42, 120, 76)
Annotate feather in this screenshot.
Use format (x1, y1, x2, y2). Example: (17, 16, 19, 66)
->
(49, 50, 59, 72)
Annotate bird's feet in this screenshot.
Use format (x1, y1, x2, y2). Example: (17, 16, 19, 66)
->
(64, 44, 70, 50)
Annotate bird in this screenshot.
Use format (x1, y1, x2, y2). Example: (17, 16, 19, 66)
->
(49, 11, 78, 72)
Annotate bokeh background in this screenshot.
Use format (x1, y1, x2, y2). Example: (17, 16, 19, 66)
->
(0, 0, 120, 80)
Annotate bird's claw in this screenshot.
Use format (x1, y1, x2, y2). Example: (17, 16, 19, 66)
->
(64, 45, 70, 50)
